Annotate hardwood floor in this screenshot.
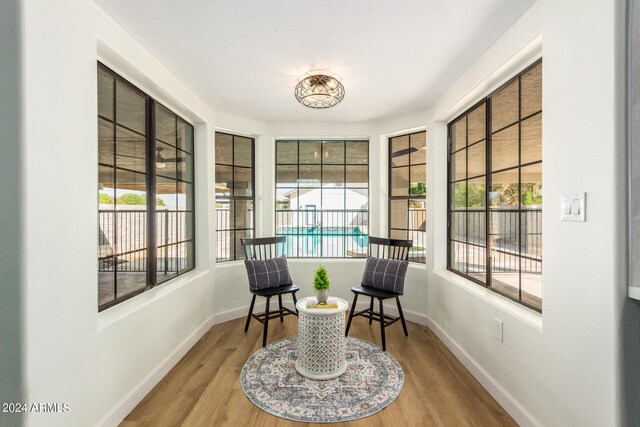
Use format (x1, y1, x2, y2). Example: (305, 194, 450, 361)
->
(121, 314, 516, 427)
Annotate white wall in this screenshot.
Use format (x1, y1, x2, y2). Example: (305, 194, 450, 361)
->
(424, 1, 633, 426)
(215, 117, 429, 324)
(21, 0, 98, 424)
(94, 8, 271, 427)
(214, 259, 427, 327)
(15, 2, 269, 426)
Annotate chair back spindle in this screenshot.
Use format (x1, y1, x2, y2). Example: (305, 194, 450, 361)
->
(241, 236, 286, 260)
(367, 236, 412, 261)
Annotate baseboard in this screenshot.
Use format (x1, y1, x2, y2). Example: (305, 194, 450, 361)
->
(353, 301, 430, 327)
(96, 314, 216, 427)
(213, 302, 266, 325)
(213, 298, 430, 328)
(214, 296, 311, 324)
(426, 316, 542, 427)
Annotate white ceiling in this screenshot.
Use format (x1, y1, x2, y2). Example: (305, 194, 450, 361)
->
(95, 0, 535, 123)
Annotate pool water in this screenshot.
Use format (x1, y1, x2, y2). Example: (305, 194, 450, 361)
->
(278, 228, 368, 257)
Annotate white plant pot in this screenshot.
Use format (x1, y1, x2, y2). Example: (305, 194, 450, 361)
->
(315, 288, 329, 304)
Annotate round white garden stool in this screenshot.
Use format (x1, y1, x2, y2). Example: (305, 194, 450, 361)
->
(295, 297, 349, 380)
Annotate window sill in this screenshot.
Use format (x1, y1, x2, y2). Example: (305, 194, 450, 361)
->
(97, 268, 210, 330)
(215, 258, 426, 267)
(434, 269, 543, 331)
(215, 259, 247, 267)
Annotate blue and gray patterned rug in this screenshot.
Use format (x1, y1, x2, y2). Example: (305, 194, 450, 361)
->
(240, 336, 404, 423)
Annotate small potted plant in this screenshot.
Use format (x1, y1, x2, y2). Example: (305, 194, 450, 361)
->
(313, 264, 331, 304)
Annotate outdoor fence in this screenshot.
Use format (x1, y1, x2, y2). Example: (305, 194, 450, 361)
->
(216, 208, 429, 260)
(275, 209, 369, 257)
(101, 208, 540, 269)
(99, 209, 188, 273)
(450, 208, 542, 274)
(215, 207, 254, 261)
(407, 208, 426, 263)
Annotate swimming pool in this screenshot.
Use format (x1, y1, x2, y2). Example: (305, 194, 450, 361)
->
(277, 227, 368, 257)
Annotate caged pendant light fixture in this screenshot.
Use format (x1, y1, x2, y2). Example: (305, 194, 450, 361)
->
(294, 71, 345, 109)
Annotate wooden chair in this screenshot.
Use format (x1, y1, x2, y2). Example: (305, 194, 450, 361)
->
(241, 236, 299, 347)
(345, 236, 412, 351)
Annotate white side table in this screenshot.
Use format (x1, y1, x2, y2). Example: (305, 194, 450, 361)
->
(295, 297, 349, 380)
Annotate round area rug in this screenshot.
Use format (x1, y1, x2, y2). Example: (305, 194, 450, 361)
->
(240, 336, 404, 423)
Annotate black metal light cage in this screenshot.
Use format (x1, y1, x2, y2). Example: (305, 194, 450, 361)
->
(294, 74, 345, 109)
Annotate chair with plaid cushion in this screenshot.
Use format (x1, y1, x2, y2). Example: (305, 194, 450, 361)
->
(345, 236, 412, 351)
(241, 236, 299, 347)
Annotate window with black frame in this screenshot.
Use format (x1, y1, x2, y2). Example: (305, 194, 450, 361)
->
(275, 140, 369, 258)
(215, 132, 255, 262)
(155, 104, 195, 283)
(97, 63, 195, 311)
(389, 131, 426, 262)
(448, 59, 542, 311)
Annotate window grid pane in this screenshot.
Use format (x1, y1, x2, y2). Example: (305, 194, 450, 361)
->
(98, 62, 195, 311)
(447, 59, 542, 312)
(389, 131, 426, 263)
(215, 132, 255, 262)
(155, 104, 195, 285)
(276, 140, 369, 258)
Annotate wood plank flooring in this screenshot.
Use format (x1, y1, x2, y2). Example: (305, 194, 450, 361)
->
(121, 313, 516, 427)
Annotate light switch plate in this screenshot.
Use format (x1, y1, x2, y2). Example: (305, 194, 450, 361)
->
(494, 318, 503, 342)
(561, 192, 586, 221)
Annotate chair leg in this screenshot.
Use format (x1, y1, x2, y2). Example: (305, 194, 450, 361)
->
(369, 296, 374, 325)
(278, 294, 284, 323)
(245, 294, 256, 332)
(379, 298, 386, 351)
(345, 293, 359, 337)
(263, 297, 271, 348)
(292, 292, 298, 315)
(396, 296, 408, 337)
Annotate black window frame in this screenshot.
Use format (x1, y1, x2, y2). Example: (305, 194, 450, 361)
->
(447, 58, 542, 312)
(98, 62, 196, 312)
(275, 139, 369, 258)
(214, 131, 256, 262)
(388, 130, 427, 263)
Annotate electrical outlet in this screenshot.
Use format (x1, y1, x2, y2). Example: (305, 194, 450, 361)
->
(494, 318, 504, 342)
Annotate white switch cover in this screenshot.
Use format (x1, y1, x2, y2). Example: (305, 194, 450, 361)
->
(495, 318, 503, 342)
(561, 192, 586, 222)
